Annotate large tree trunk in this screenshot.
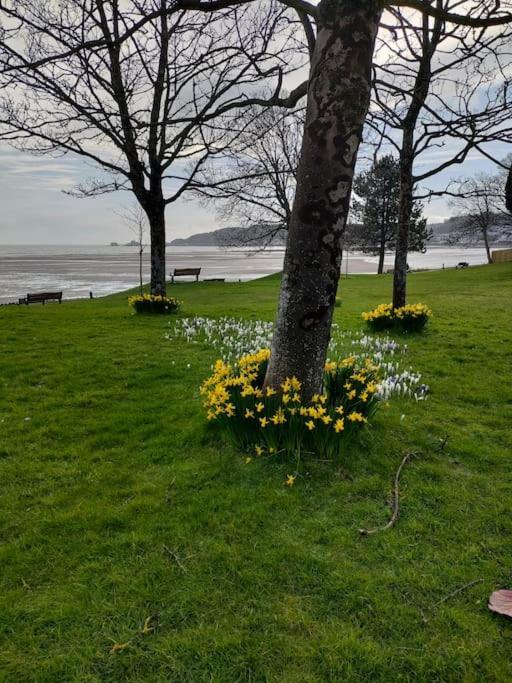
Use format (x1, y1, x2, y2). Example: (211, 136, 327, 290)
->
(393, 137, 414, 309)
(264, 0, 382, 399)
(146, 203, 167, 296)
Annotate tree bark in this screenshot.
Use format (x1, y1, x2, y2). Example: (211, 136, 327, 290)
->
(378, 229, 385, 274)
(264, 0, 382, 399)
(506, 166, 512, 214)
(393, 139, 414, 308)
(146, 203, 167, 296)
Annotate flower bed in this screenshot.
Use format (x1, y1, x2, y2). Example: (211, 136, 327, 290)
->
(362, 303, 432, 332)
(200, 349, 381, 458)
(128, 294, 180, 314)
(168, 316, 429, 401)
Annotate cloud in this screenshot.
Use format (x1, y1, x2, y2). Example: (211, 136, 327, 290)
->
(0, 147, 219, 244)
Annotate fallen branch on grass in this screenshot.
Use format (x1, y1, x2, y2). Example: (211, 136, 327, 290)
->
(358, 451, 421, 536)
(434, 578, 484, 607)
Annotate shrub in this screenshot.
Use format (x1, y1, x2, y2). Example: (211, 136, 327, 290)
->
(362, 302, 432, 332)
(128, 294, 180, 314)
(200, 349, 380, 458)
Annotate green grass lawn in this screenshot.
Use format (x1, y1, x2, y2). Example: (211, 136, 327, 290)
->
(1, 264, 511, 682)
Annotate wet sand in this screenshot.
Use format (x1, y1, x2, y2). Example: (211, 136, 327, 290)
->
(0, 244, 490, 304)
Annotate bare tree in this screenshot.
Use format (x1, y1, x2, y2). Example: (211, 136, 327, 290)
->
(449, 171, 512, 262)
(192, 104, 304, 247)
(3, 0, 512, 396)
(0, 0, 307, 294)
(370, 1, 512, 307)
(120, 204, 149, 295)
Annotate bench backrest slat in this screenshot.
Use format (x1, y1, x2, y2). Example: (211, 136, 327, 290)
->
(173, 268, 201, 276)
(27, 292, 62, 299)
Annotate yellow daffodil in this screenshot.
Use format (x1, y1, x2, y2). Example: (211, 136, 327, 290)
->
(334, 418, 345, 433)
(285, 474, 297, 487)
(348, 411, 367, 423)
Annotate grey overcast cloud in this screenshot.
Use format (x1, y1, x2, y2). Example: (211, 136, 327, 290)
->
(0, 142, 509, 245)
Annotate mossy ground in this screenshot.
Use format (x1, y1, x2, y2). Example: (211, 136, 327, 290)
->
(1, 264, 511, 681)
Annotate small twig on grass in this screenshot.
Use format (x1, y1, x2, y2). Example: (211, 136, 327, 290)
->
(163, 545, 187, 572)
(358, 451, 421, 536)
(433, 578, 484, 607)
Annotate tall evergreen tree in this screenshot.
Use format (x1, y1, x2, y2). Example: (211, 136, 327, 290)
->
(351, 156, 430, 274)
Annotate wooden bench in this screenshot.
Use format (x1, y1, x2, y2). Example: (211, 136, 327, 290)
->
(170, 267, 201, 283)
(456, 262, 469, 269)
(23, 291, 63, 305)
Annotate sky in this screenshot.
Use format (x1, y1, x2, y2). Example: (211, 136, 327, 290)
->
(0, 141, 509, 245)
(0, 0, 510, 246)
(0, 147, 218, 245)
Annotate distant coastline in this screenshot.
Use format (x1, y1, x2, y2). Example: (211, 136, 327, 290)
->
(109, 221, 512, 248)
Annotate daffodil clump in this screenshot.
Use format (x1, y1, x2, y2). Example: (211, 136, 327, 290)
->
(200, 349, 381, 458)
(362, 303, 432, 332)
(394, 303, 432, 331)
(361, 303, 395, 330)
(128, 293, 180, 314)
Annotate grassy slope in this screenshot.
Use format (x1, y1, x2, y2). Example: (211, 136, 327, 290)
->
(0, 264, 511, 682)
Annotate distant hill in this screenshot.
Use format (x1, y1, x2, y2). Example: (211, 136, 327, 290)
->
(428, 217, 512, 245)
(169, 225, 286, 247)
(168, 218, 512, 248)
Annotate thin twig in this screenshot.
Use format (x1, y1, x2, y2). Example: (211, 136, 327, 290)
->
(163, 545, 187, 572)
(433, 578, 484, 607)
(358, 451, 421, 536)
